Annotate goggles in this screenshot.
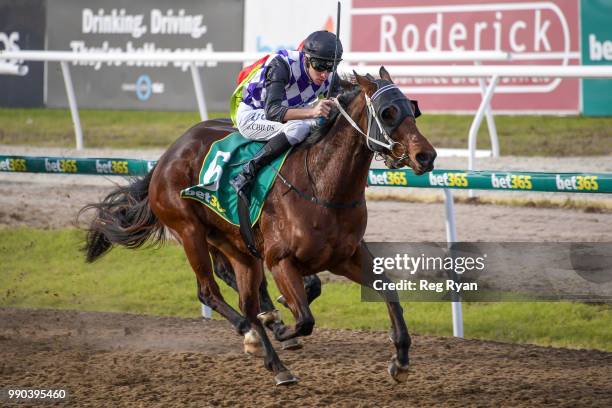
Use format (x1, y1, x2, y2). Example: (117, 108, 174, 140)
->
(308, 57, 337, 73)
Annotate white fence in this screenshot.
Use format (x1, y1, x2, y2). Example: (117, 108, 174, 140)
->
(3, 49, 612, 168)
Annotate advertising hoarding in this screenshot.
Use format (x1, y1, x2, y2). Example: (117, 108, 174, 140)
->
(0, 0, 46, 108)
(46, 0, 243, 111)
(243, 0, 352, 55)
(580, 0, 612, 116)
(243, 0, 585, 114)
(0, 0, 609, 115)
(351, 0, 581, 113)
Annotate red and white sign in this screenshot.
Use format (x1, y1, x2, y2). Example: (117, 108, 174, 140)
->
(351, 0, 580, 113)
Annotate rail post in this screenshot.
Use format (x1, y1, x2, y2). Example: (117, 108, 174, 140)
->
(480, 78, 500, 158)
(443, 189, 464, 338)
(190, 62, 208, 121)
(468, 75, 499, 197)
(60, 61, 84, 150)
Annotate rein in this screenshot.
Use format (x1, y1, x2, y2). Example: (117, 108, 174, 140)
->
(274, 84, 408, 209)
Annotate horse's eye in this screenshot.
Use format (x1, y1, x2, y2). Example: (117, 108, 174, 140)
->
(381, 106, 398, 123)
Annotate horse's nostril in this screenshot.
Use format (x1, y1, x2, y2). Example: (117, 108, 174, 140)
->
(416, 152, 432, 166)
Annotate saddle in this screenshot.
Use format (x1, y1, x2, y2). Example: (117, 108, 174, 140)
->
(180, 132, 291, 228)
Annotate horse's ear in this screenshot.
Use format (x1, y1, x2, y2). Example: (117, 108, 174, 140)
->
(380, 66, 393, 82)
(353, 70, 377, 96)
(411, 100, 422, 118)
(338, 78, 355, 90)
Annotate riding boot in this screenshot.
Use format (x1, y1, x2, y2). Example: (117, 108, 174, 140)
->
(230, 132, 292, 204)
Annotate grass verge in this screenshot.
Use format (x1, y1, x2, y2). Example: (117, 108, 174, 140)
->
(1, 108, 611, 155)
(1, 227, 610, 351)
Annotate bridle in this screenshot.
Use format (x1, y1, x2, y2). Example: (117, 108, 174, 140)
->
(333, 80, 418, 165)
(276, 79, 419, 209)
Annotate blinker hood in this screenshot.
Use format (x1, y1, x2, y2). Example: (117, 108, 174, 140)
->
(367, 81, 421, 153)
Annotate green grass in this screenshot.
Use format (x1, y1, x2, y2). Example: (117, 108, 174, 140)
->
(1, 228, 610, 351)
(0, 108, 225, 149)
(418, 114, 612, 156)
(1, 108, 611, 155)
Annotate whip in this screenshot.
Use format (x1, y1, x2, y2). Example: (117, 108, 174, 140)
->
(326, 1, 341, 99)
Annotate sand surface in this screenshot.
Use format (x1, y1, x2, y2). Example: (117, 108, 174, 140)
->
(1, 308, 610, 407)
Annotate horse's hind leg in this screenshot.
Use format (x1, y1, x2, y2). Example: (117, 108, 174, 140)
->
(212, 240, 297, 385)
(209, 247, 277, 313)
(330, 241, 411, 383)
(179, 226, 251, 336)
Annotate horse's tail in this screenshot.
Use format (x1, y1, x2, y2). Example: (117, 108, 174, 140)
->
(79, 169, 165, 263)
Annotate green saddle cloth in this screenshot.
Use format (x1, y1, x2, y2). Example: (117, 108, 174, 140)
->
(180, 132, 291, 226)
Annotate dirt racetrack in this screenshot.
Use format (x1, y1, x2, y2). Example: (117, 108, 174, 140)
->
(1, 147, 612, 406)
(1, 308, 611, 407)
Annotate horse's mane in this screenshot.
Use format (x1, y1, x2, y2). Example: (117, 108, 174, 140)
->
(302, 83, 362, 147)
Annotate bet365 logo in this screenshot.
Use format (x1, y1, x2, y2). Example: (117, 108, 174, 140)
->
(95, 160, 129, 174)
(45, 159, 77, 173)
(429, 172, 468, 187)
(490, 173, 532, 190)
(0, 158, 27, 172)
(556, 175, 599, 191)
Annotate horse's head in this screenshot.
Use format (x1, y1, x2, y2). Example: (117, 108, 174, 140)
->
(352, 67, 436, 175)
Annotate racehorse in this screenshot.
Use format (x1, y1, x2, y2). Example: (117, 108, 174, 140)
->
(81, 67, 436, 385)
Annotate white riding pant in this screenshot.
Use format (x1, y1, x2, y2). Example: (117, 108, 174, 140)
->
(236, 102, 314, 145)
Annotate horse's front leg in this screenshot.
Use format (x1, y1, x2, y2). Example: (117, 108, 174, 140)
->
(331, 241, 411, 383)
(268, 258, 316, 341)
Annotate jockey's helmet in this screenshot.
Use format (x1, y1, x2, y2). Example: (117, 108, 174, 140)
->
(303, 31, 343, 63)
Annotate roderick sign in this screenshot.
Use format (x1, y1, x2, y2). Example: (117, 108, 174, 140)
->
(350, 0, 580, 113)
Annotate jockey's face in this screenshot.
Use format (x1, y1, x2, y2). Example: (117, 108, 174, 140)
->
(306, 57, 332, 86)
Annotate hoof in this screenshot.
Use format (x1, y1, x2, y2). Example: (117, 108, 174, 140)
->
(243, 329, 264, 357)
(388, 356, 410, 383)
(274, 370, 299, 386)
(281, 338, 303, 350)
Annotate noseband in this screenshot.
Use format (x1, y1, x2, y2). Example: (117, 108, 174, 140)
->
(334, 80, 418, 164)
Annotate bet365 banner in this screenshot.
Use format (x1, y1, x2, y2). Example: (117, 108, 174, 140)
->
(580, 0, 612, 116)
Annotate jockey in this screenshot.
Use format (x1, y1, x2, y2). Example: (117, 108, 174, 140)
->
(230, 30, 343, 203)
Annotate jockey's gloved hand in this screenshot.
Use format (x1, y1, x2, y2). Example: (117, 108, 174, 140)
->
(311, 99, 334, 119)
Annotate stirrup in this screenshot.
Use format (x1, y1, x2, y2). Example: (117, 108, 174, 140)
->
(230, 172, 251, 196)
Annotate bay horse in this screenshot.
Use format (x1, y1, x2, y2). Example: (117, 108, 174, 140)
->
(81, 67, 436, 385)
